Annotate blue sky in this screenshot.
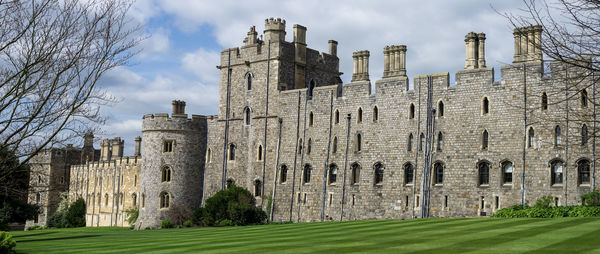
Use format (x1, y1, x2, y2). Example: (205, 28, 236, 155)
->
(97, 0, 526, 155)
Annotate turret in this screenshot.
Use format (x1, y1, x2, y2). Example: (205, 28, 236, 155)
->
(264, 17, 286, 42)
(100, 139, 111, 161)
(111, 137, 124, 158)
(352, 50, 370, 82)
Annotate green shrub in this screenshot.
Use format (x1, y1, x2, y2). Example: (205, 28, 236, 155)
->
(581, 190, 600, 206)
(47, 193, 70, 228)
(534, 195, 553, 208)
(203, 184, 267, 226)
(494, 205, 600, 218)
(183, 220, 192, 227)
(0, 231, 16, 254)
(218, 219, 233, 227)
(65, 198, 86, 227)
(125, 207, 139, 225)
(26, 225, 40, 231)
(192, 207, 205, 226)
(161, 219, 174, 229)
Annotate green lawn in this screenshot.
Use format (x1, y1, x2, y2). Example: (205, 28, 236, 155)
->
(10, 217, 600, 253)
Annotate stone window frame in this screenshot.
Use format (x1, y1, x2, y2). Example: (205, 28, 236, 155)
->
(257, 144, 263, 161)
(549, 158, 564, 186)
(482, 96, 490, 115)
(132, 193, 137, 207)
(541, 92, 548, 111)
(582, 124, 589, 146)
(437, 131, 443, 151)
(357, 107, 363, 123)
(298, 138, 303, 155)
(161, 165, 172, 183)
(482, 129, 489, 150)
(403, 162, 414, 185)
(373, 162, 385, 186)
(527, 127, 535, 148)
(332, 136, 338, 153)
(243, 106, 251, 126)
(334, 109, 340, 124)
(159, 192, 170, 209)
(554, 125, 561, 147)
(328, 163, 338, 185)
(206, 148, 212, 163)
(279, 164, 288, 184)
(477, 160, 491, 187)
(433, 161, 444, 186)
(35, 193, 41, 203)
(309, 111, 314, 127)
(581, 89, 588, 108)
(577, 158, 591, 186)
(373, 105, 379, 122)
(407, 133, 414, 152)
(162, 139, 174, 153)
(302, 164, 312, 184)
(244, 72, 254, 91)
(419, 133, 424, 151)
(437, 100, 445, 117)
(253, 179, 262, 197)
(355, 132, 363, 152)
(350, 162, 361, 185)
(228, 143, 236, 161)
(307, 138, 312, 155)
(409, 103, 415, 119)
(500, 160, 514, 186)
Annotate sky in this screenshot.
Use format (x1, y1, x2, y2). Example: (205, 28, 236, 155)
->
(97, 0, 527, 155)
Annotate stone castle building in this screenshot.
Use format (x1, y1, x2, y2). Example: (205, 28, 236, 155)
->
(27, 18, 598, 228)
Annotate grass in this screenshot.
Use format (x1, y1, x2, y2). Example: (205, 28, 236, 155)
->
(9, 217, 600, 253)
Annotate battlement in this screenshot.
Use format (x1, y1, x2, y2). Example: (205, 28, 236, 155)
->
(142, 102, 207, 132)
(264, 17, 286, 42)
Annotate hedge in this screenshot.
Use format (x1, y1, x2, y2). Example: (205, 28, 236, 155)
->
(494, 205, 600, 218)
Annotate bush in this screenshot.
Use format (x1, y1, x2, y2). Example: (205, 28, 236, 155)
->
(494, 205, 600, 218)
(64, 198, 86, 227)
(218, 219, 233, 227)
(47, 193, 69, 228)
(0, 231, 16, 254)
(192, 207, 205, 226)
(166, 204, 192, 226)
(125, 207, 139, 226)
(26, 225, 40, 231)
(534, 196, 553, 208)
(203, 184, 267, 226)
(161, 219, 174, 229)
(183, 220, 192, 227)
(582, 190, 600, 206)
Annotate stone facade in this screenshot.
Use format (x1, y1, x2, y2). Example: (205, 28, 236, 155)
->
(28, 20, 598, 228)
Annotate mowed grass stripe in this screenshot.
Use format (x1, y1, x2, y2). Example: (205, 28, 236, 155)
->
(11, 218, 600, 253)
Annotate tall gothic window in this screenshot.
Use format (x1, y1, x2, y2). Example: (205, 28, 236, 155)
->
(228, 143, 236, 160)
(478, 161, 490, 185)
(332, 137, 338, 153)
(438, 101, 444, 117)
(578, 159, 591, 185)
(257, 145, 263, 161)
(551, 160, 564, 185)
(309, 112, 314, 127)
(582, 124, 588, 146)
(374, 162, 384, 185)
(160, 192, 169, 208)
(307, 139, 312, 154)
(328, 164, 338, 184)
(356, 133, 362, 152)
(437, 132, 443, 151)
(409, 103, 415, 119)
(246, 73, 252, 90)
(582, 89, 588, 107)
(541, 92, 548, 110)
(554, 125, 561, 146)
(161, 166, 171, 182)
(308, 80, 315, 98)
(502, 161, 513, 184)
(482, 130, 489, 150)
(404, 163, 414, 184)
(335, 109, 340, 124)
(482, 97, 489, 114)
(357, 107, 363, 123)
(373, 106, 379, 122)
(434, 162, 444, 184)
(280, 164, 288, 183)
(528, 128, 535, 148)
(254, 180, 262, 197)
(244, 107, 251, 125)
(419, 133, 424, 151)
(303, 164, 312, 184)
(351, 163, 360, 185)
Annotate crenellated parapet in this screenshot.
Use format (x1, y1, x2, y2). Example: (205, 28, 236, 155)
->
(264, 17, 286, 42)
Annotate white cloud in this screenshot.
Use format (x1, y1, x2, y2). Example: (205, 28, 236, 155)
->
(138, 28, 171, 59)
(181, 48, 220, 84)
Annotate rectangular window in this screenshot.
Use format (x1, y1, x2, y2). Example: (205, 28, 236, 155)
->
(444, 195, 448, 208)
(163, 140, 174, 153)
(480, 196, 485, 209)
(303, 193, 307, 204)
(329, 193, 333, 207)
(352, 194, 356, 206)
(416, 195, 420, 207)
(495, 196, 499, 209)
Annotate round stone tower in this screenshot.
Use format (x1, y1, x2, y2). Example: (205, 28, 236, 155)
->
(136, 100, 207, 229)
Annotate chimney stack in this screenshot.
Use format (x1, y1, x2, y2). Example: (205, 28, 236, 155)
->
(464, 32, 487, 70)
(352, 50, 370, 82)
(328, 40, 338, 56)
(383, 45, 407, 78)
(513, 25, 542, 63)
(134, 136, 142, 157)
(171, 100, 186, 115)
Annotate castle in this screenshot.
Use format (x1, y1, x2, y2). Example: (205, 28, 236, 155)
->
(26, 18, 597, 228)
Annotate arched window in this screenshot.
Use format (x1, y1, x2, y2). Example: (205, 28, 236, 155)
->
(257, 145, 263, 161)
(160, 192, 169, 208)
(38, 175, 42, 184)
(132, 193, 137, 207)
(105, 194, 109, 206)
(551, 160, 563, 185)
(308, 80, 315, 98)
(206, 148, 212, 163)
(438, 101, 444, 117)
(373, 106, 379, 122)
(335, 109, 340, 124)
(303, 164, 312, 184)
(541, 92, 548, 110)
(528, 128, 535, 148)
(419, 133, 424, 151)
(161, 166, 171, 182)
(328, 164, 338, 185)
(309, 112, 314, 127)
(228, 143, 236, 160)
(437, 132, 443, 151)
(482, 130, 489, 150)
(332, 137, 338, 153)
(404, 163, 414, 184)
(582, 89, 588, 107)
(356, 133, 362, 152)
(244, 107, 251, 125)
(357, 108, 363, 123)
(408, 133, 414, 152)
(351, 163, 360, 185)
(280, 165, 288, 183)
(578, 159, 591, 185)
(554, 126, 561, 146)
(434, 162, 444, 184)
(582, 124, 588, 145)
(374, 162, 384, 185)
(226, 178, 235, 189)
(409, 103, 415, 119)
(502, 161, 513, 184)
(35, 193, 41, 203)
(142, 194, 146, 208)
(482, 97, 489, 114)
(298, 139, 303, 154)
(246, 73, 252, 90)
(254, 180, 262, 197)
(478, 161, 490, 185)
(307, 139, 312, 154)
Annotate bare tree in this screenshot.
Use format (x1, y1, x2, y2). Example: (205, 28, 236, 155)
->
(0, 0, 142, 177)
